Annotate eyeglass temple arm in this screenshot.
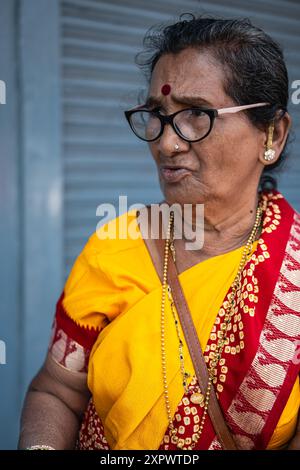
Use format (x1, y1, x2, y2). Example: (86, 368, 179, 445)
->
(217, 102, 270, 115)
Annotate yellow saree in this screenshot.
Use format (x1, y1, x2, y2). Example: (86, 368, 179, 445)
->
(60, 209, 299, 450)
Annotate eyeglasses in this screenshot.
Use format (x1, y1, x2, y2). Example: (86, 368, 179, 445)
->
(124, 102, 270, 143)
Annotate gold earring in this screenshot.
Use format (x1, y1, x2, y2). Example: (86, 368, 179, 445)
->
(264, 122, 275, 161)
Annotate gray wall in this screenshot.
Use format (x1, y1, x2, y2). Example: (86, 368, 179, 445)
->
(0, 0, 62, 449)
(0, 0, 21, 449)
(0, 0, 299, 449)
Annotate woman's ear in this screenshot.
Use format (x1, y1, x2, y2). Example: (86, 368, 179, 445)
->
(258, 111, 292, 166)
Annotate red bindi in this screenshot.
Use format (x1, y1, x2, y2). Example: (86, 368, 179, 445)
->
(161, 84, 171, 96)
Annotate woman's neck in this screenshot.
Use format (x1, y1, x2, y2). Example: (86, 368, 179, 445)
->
(172, 192, 261, 269)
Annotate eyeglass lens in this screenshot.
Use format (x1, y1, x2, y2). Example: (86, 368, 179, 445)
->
(129, 109, 211, 141)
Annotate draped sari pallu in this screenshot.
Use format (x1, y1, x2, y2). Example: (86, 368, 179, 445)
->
(49, 191, 300, 450)
(202, 193, 300, 450)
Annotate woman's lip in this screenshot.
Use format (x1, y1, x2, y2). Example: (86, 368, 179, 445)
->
(160, 167, 192, 183)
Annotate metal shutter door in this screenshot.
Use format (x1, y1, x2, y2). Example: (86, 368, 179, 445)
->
(61, 0, 300, 275)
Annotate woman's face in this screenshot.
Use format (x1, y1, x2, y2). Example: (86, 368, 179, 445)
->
(148, 48, 266, 206)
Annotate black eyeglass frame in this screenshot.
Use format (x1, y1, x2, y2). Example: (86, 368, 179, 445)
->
(124, 107, 216, 143)
(124, 102, 271, 143)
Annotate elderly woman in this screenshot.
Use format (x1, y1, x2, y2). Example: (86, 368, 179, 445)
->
(19, 16, 300, 451)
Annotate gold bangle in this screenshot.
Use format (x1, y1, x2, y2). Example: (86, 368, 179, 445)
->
(25, 445, 55, 450)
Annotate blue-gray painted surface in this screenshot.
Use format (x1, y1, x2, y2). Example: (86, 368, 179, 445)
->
(19, 0, 63, 394)
(0, 0, 62, 449)
(0, 0, 21, 450)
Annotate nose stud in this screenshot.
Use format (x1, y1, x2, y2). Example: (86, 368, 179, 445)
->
(174, 144, 180, 151)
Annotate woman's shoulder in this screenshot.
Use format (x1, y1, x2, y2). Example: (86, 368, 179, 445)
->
(84, 208, 144, 260)
(61, 209, 153, 330)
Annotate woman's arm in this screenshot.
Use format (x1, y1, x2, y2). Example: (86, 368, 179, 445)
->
(18, 352, 91, 450)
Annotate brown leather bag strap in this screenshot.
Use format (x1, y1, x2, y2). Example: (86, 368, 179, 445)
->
(139, 208, 237, 450)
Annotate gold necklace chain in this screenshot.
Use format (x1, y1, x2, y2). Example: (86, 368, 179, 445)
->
(167, 285, 191, 395)
(161, 198, 265, 450)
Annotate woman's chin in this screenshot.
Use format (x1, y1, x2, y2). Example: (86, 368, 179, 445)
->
(162, 186, 207, 206)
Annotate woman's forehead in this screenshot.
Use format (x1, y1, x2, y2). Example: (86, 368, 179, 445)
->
(149, 50, 226, 105)
(149, 50, 225, 95)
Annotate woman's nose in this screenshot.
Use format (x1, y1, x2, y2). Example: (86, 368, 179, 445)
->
(157, 124, 190, 156)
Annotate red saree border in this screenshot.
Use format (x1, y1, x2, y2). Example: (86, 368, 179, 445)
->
(48, 292, 101, 372)
(224, 211, 300, 449)
(206, 200, 300, 450)
(53, 292, 100, 350)
(49, 318, 90, 372)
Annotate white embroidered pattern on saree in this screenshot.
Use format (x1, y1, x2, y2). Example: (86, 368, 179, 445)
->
(209, 212, 300, 450)
(49, 319, 90, 372)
